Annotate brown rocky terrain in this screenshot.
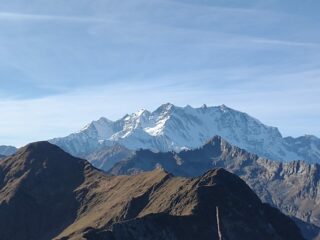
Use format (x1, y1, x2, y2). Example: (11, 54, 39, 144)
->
(0, 141, 304, 240)
(110, 135, 320, 239)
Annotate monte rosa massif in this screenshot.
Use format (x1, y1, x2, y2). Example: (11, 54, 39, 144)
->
(50, 103, 320, 163)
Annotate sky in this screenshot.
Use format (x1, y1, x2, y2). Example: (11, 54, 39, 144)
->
(0, 0, 319, 146)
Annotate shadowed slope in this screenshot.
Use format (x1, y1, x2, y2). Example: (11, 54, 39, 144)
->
(0, 142, 304, 240)
(0, 142, 98, 240)
(64, 168, 303, 240)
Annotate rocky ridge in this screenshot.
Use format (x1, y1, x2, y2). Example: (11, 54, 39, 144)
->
(0, 141, 304, 240)
(110, 136, 320, 239)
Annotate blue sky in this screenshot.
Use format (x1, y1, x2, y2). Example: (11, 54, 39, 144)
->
(0, 0, 319, 146)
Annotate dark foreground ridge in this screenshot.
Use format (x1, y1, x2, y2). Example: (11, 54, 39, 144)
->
(0, 141, 304, 240)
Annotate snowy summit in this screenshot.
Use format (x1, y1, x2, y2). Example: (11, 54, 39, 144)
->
(50, 103, 320, 163)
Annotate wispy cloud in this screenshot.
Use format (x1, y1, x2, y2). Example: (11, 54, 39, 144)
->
(162, 0, 264, 15)
(250, 37, 319, 47)
(0, 12, 108, 23)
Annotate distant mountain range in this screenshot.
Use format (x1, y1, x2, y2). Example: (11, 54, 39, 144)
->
(50, 103, 320, 163)
(0, 142, 304, 240)
(0, 145, 17, 156)
(109, 136, 320, 239)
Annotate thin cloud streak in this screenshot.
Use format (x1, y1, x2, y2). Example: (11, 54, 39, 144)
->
(0, 12, 108, 23)
(251, 37, 319, 47)
(162, 0, 264, 15)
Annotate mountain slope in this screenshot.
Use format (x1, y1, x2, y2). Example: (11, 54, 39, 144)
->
(0, 145, 17, 156)
(0, 142, 304, 240)
(285, 135, 320, 164)
(50, 103, 320, 163)
(86, 144, 134, 170)
(0, 142, 97, 240)
(109, 136, 320, 239)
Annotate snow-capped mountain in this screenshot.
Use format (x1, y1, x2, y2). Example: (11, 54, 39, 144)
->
(50, 103, 320, 163)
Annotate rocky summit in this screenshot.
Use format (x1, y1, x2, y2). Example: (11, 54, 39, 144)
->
(0, 142, 304, 240)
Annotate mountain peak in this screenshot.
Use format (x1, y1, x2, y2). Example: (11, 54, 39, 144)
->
(201, 103, 207, 109)
(163, 102, 174, 107)
(155, 102, 175, 113)
(135, 108, 151, 117)
(20, 141, 66, 158)
(218, 104, 233, 112)
(201, 167, 231, 179)
(0, 143, 99, 240)
(23, 141, 60, 151)
(199, 168, 260, 202)
(7, 141, 92, 176)
(97, 116, 113, 124)
(80, 117, 112, 130)
(206, 135, 224, 144)
(51, 103, 320, 163)
(204, 135, 236, 149)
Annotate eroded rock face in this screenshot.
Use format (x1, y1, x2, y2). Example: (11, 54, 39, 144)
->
(110, 136, 320, 238)
(0, 142, 304, 240)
